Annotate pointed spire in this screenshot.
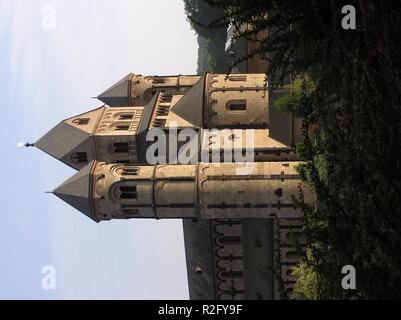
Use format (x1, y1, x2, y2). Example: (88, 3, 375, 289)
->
(97, 73, 133, 107)
(35, 122, 91, 170)
(35, 107, 103, 170)
(53, 161, 97, 222)
(170, 75, 205, 127)
(16, 142, 35, 148)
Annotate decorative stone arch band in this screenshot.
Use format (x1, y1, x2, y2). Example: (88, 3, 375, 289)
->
(52, 160, 315, 223)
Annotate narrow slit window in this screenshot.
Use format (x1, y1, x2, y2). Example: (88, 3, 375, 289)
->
(118, 113, 134, 120)
(160, 93, 173, 103)
(71, 152, 88, 163)
(151, 77, 166, 84)
(122, 208, 139, 217)
(120, 206, 139, 218)
(228, 75, 246, 81)
(72, 118, 90, 125)
(227, 100, 247, 111)
(155, 105, 169, 116)
(121, 167, 139, 176)
(152, 118, 166, 128)
(114, 123, 130, 131)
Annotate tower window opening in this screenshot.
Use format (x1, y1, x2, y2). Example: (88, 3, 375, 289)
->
(160, 93, 173, 103)
(114, 123, 130, 131)
(113, 142, 129, 153)
(71, 152, 88, 163)
(118, 186, 137, 199)
(155, 105, 169, 116)
(227, 100, 247, 111)
(152, 118, 166, 128)
(118, 113, 134, 120)
(121, 206, 139, 217)
(151, 77, 166, 84)
(72, 118, 90, 125)
(121, 167, 139, 176)
(228, 75, 247, 81)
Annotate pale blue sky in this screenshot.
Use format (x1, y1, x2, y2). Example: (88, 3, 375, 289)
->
(0, 0, 198, 299)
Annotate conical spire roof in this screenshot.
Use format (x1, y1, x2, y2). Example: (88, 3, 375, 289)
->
(36, 122, 91, 169)
(53, 161, 97, 222)
(35, 107, 103, 170)
(137, 92, 159, 136)
(97, 73, 133, 107)
(170, 75, 205, 127)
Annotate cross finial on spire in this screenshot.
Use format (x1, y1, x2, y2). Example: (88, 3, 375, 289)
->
(16, 142, 35, 148)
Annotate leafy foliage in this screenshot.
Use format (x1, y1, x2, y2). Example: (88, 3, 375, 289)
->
(196, 0, 401, 299)
(291, 250, 319, 300)
(184, 0, 228, 73)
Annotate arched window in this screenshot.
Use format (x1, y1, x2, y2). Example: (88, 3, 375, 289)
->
(116, 186, 137, 199)
(72, 118, 90, 125)
(121, 166, 139, 176)
(115, 113, 134, 120)
(120, 206, 139, 218)
(155, 105, 169, 116)
(226, 100, 247, 111)
(152, 118, 166, 128)
(110, 123, 130, 131)
(113, 142, 129, 154)
(228, 75, 246, 82)
(71, 152, 88, 163)
(159, 93, 173, 103)
(151, 77, 166, 84)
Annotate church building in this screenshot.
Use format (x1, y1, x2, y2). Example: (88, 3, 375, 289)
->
(34, 72, 313, 299)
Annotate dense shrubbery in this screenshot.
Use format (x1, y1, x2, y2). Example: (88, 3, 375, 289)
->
(188, 0, 401, 299)
(184, 0, 228, 73)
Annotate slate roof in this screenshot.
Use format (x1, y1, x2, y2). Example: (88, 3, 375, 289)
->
(53, 161, 96, 222)
(35, 122, 92, 170)
(97, 73, 133, 107)
(170, 75, 205, 128)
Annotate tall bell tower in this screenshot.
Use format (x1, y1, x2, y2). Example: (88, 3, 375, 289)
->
(51, 161, 313, 223)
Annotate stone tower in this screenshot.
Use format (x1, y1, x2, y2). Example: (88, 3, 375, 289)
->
(51, 161, 313, 222)
(97, 73, 202, 107)
(36, 72, 289, 171)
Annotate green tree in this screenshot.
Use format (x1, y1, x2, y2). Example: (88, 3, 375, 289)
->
(184, 0, 228, 73)
(200, 0, 401, 299)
